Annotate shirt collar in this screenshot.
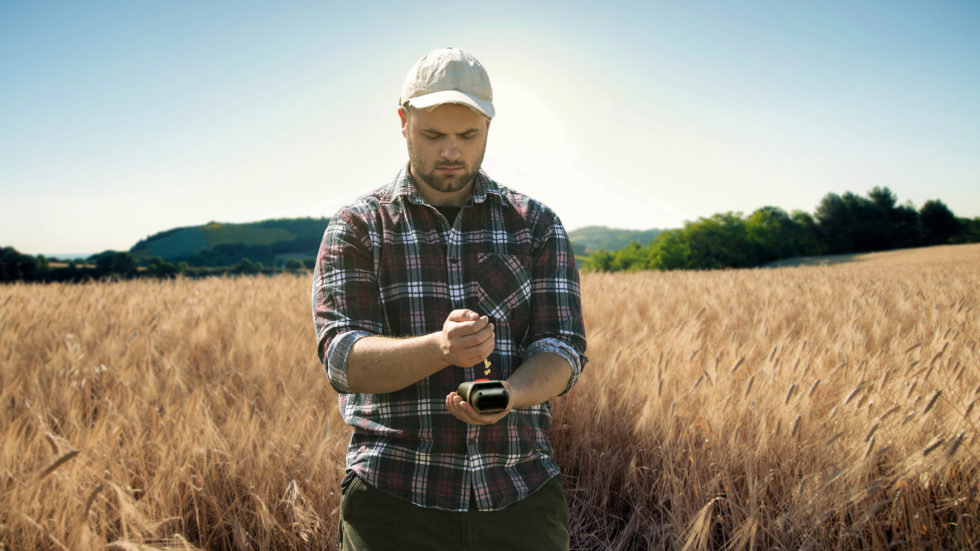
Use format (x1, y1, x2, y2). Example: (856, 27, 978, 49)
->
(391, 164, 500, 208)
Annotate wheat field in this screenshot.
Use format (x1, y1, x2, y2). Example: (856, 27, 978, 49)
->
(1, 244, 978, 550)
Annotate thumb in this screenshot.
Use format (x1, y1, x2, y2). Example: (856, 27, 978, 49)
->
(448, 309, 480, 322)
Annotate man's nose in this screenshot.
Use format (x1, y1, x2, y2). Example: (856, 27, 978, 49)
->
(440, 141, 462, 161)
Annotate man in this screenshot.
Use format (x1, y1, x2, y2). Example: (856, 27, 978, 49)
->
(312, 47, 587, 550)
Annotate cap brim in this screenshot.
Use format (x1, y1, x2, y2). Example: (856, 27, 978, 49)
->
(406, 90, 495, 118)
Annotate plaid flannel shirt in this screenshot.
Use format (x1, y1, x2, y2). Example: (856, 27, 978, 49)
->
(312, 166, 587, 511)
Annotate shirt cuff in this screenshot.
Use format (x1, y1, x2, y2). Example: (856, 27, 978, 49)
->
(524, 337, 584, 396)
(326, 330, 373, 394)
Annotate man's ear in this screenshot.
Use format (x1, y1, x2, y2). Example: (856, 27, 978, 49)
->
(398, 107, 409, 137)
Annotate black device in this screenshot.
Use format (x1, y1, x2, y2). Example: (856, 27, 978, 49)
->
(456, 380, 510, 414)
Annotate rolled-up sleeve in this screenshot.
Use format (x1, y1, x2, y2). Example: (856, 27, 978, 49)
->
(525, 213, 588, 395)
(312, 212, 382, 394)
(524, 337, 584, 396)
(325, 330, 372, 394)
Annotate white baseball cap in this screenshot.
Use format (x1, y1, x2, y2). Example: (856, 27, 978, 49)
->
(399, 47, 495, 119)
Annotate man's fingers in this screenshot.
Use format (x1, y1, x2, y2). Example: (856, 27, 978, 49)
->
(446, 392, 510, 425)
(457, 323, 494, 347)
(453, 326, 494, 365)
(445, 317, 492, 340)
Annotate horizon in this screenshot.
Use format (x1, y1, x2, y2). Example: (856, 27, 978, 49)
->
(3, 1, 979, 257)
(28, 220, 663, 260)
(8, 183, 980, 258)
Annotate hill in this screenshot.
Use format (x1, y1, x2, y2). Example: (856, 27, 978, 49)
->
(129, 217, 329, 267)
(567, 225, 662, 254)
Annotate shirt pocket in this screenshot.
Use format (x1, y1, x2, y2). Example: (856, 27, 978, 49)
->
(475, 253, 532, 322)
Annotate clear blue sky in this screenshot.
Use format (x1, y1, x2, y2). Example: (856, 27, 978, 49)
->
(2, 1, 978, 256)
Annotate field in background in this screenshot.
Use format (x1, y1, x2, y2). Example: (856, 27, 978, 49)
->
(1, 244, 978, 550)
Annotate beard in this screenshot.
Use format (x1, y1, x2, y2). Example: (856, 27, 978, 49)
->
(406, 139, 486, 195)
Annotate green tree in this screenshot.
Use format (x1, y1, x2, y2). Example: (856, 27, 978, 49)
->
(234, 258, 260, 274)
(950, 218, 980, 244)
(0, 246, 40, 281)
(92, 251, 137, 278)
(646, 230, 691, 270)
(147, 257, 178, 278)
(815, 192, 857, 253)
(609, 242, 647, 271)
(746, 206, 799, 263)
(918, 200, 961, 245)
(789, 210, 824, 257)
(815, 187, 915, 253)
(683, 212, 756, 269)
(582, 249, 615, 272)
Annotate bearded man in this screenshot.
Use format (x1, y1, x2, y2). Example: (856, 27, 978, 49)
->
(313, 47, 587, 551)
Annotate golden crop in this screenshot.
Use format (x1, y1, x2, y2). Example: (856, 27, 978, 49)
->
(1, 244, 978, 550)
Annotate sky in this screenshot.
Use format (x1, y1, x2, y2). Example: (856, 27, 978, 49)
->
(2, 1, 978, 257)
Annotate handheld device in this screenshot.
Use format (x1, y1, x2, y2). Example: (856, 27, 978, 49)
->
(456, 380, 510, 414)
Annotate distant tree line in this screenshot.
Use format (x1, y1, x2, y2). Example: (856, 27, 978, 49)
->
(583, 187, 980, 271)
(3, 216, 330, 283)
(173, 242, 306, 268)
(0, 248, 316, 283)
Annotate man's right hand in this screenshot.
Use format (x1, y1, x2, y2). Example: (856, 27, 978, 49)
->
(438, 309, 494, 368)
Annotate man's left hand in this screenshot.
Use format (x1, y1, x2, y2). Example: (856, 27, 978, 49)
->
(445, 382, 512, 425)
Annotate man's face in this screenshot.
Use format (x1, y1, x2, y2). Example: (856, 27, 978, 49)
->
(400, 103, 490, 204)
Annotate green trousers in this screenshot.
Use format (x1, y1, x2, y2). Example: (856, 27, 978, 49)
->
(338, 473, 570, 551)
